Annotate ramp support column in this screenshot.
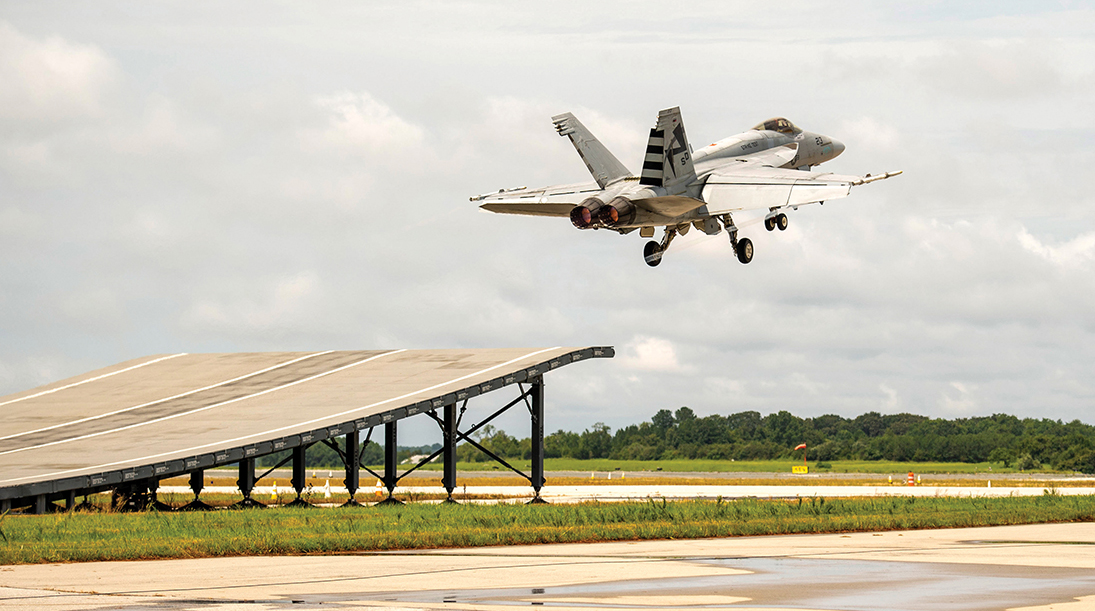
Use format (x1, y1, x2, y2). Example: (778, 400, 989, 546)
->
(292, 446, 306, 497)
(443, 402, 457, 502)
(283, 445, 312, 508)
(233, 457, 264, 509)
(65, 490, 76, 511)
(377, 421, 403, 505)
(179, 470, 213, 511)
(529, 376, 547, 504)
(34, 493, 47, 515)
(342, 430, 362, 507)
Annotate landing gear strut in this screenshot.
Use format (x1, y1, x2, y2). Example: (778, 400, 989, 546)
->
(643, 227, 679, 267)
(720, 214, 753, 264)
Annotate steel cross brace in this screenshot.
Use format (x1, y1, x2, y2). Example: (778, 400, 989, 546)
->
(425, 384, 539, 485)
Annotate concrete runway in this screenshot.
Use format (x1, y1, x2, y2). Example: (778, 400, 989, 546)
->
(2, 522, 1094, 610)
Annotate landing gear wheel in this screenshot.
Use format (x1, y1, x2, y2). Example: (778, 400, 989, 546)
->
(776, 213, 788, 231)
(765, 217, 776, 232)
(736, 237, 754, 264)
(643, 241, 663, 267)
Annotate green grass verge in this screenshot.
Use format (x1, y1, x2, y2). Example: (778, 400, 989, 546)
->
(403, 458, 1019, 474)
(2, 494, 1092, 565)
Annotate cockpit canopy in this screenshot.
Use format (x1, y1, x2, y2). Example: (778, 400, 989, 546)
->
(751, 117, 800, 135)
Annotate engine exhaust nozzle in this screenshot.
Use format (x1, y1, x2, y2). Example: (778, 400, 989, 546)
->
(570, 198, 604, 229)
(596, 197, 636, 227)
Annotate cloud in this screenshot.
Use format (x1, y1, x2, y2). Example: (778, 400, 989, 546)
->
(180, 272, 324, 336)
(0, 21, 118, 123)
(1017, 228, 1095, 268)
(940, 381, 978, 414)
(917, 41, 1063, 99)
(307, 91, 426, 157)
(621, 336, 681, 372)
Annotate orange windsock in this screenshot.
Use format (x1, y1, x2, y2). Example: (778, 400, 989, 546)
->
(793, 443, 807, 450)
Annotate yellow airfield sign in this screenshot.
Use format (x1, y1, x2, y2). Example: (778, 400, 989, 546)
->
(792, 465, 809, 474)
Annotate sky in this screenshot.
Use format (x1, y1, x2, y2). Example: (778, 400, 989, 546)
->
(1, 2, 1093, 444)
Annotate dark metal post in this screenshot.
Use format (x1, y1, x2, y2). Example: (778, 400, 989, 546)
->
(1, 498, 10, 513)
(232, 457, 263, 508)
(376, 420, 404, 505)
(179, 469, 213, 511)
(190, 470, 204, 498)
(342, 430, 361, 507)
(529, 377, 547, 503)
(65, 490, 76, 511)
(384, 421, 397, 495)
(292, 446, 306, 497)
(443, 403, 457, 502)
(284, 445, 311, 508)
(34, 493, 46, 515)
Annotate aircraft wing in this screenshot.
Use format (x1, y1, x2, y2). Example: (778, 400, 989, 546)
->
(473, 181, 600, 217)
(701, 165, 900, 214)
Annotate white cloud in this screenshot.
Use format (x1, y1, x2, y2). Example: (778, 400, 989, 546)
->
(181, 272, 323, 334)
(1017, 228, 1095, 268)
(307, 91, 426, 157)
(880, 383, 900, 411)
(940, 381, 978, 414)
(0, 21, 118, 122)
(917, 41, 1063, 100)
(621, 336, 681, 372)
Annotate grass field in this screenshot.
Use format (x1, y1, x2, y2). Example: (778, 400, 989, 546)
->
(384, 458, 1023, 474)
(2, 494, 1092, 565)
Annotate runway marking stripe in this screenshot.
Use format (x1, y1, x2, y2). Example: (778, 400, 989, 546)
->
(0, 354, 186, 408)
(0, 351, 336, 443)
(0, 347, 561, 485)
(0, 350, 405, 460)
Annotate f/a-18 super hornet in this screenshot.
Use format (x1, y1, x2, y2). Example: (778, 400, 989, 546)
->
(472, 107, 900, 267)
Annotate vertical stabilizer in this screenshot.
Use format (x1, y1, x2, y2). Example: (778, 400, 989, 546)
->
(551, 113, 632, 188)
(639, 107, 696, 195)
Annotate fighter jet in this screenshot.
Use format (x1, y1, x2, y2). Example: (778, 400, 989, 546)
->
(472, 107, 900, 267)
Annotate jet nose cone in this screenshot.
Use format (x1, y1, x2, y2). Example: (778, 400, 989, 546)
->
(831, 139, 845, 158)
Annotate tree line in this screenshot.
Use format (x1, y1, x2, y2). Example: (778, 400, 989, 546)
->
(260, 409, 1095, 473)
(469, 409, 1095, 473)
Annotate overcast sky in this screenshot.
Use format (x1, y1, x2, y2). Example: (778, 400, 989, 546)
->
(1, 2, 1093, 444)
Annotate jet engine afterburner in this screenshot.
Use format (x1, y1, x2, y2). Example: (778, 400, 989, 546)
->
(569, 197, 604, 229)
(595, 196, 636, 227)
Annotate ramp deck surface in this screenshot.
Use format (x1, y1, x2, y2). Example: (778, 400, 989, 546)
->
(0, 347, 611, 501)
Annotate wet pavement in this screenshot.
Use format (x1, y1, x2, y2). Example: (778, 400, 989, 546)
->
(2, 522, 1094, 610)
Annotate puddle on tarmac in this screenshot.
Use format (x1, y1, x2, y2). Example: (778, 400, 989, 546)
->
(360, 558, 1095, 610)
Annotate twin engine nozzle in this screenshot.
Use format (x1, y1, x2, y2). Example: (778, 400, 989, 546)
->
(569, 196, 636, 229)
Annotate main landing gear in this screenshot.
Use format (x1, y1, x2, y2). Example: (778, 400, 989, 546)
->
(644, 216, 755, 267)
(643, 226, 679, 267)
(764, 212, 789, 232)
(722, 214, 753, 264)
